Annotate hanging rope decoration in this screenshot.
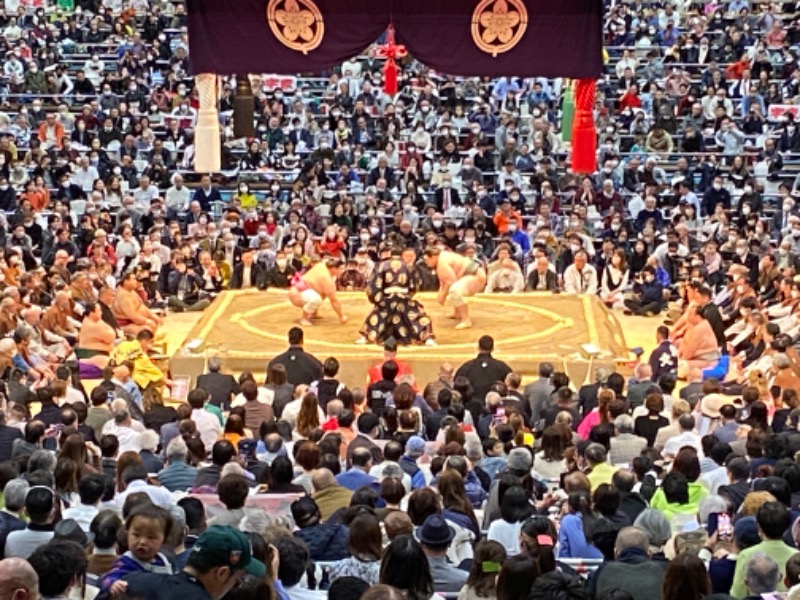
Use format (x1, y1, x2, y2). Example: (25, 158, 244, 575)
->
(376, 25, 407, 96)
(571, 78, 597, 175)
(560, 79, 575, 143)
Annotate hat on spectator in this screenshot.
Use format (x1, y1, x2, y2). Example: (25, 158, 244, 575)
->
(507, 447, 533, 472)
(291, 496, 321, 527)
(189, 525, 266, 577)
(734, 516, 761, 548)
(406, 436, 426, 457)
(700, 393, 734, 419)
(503, 158, 514, 165)
(417, 514, 455, 546)
(54, 518, 93, 547)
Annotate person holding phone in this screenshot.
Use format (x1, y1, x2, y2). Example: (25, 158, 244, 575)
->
(699, 515, 761, 594)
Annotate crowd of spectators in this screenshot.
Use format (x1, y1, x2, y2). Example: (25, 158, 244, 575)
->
(3, 1, 800, 600)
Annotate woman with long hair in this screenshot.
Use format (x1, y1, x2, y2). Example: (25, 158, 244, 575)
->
(331, 512, 383, 585)
(487, 485, 533, 556)
(459, 540, 506, 600)
(600, 249, 629, 310)
(533, 427, 568, 481)
(295, 392, 321, 439)
(495, 556, 540, 600)
(265, 364, 295, 418)
(662, 554, 710, 600)
(558, 491, 603, 559)
(54, 458, 80, 509)
(577, 389, 614, 440)
(380, 535, 434, 600)
(519, 515, 557, 575)
(438, 469, 479, 537)
(58, 433, 99, 475)
(222, 414, 246, 447)
(115, 451, 144, 493)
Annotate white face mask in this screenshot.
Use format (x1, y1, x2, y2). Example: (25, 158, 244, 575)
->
(713, 183, 722, 190)
(570, 243, 581, 253)
(432, 220, 443, 228)
(369, 226, 380, 236)
(742, 206, 751, 215)
(736, 247, 746, 257)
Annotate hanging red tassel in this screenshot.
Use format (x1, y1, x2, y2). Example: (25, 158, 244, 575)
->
(571, 78, 597, 175)
(384, 58, 398, 96)
(376, 25, 406, 96)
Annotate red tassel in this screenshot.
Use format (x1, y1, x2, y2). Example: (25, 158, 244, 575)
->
(571, 79, 597, 174)
(384, 58, 398, 96)
(376, 25, 406, 97)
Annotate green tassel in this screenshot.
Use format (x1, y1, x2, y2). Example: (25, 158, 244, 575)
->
(561, 83, 575, 143)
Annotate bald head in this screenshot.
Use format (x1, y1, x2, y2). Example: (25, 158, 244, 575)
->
(312, 468, 337, 492)
(615, 527, 650, 557)
(0, 558, 39, 600)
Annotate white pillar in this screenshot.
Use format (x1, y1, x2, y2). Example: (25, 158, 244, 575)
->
(194, 73, 221, 173)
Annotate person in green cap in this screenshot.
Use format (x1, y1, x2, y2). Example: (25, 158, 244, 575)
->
(116, 525, 266, 600)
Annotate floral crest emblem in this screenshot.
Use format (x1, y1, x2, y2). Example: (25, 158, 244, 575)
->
(266, 0, 324, 54)
(471, 0, 528, 57)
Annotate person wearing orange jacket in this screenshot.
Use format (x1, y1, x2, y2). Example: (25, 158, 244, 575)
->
(37, 113, 65, 150)
(492, 198, 523, 235)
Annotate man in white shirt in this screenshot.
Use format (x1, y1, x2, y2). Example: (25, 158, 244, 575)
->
(189, 388, 222, 451)
(563, 251, 598, 295)
(115, 463, 176, 507)
(62, 473, 104, 532)
(662, 413, 703, 458)
(132, 175, 160, 211)
(165, 173, 191, 217)
(101, 400, 145, 454)
(72, 156, 99, 192)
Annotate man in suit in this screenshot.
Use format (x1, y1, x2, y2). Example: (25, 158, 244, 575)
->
(526, 256, 558, 291)
(772, 189, 797, 238)
(230, 248, 266, 290)
(346, 413, 383, 468)
(627, 363, 658, 410)
(0, 408, 22, 462)
(0, 479, 28, 553)
(679, 368, 705, 408)
(196, 357, 240, 412)
(366, 155, 395, 188)
(434, 176, 461, 213)
(524, 362, 554, 428)
(578, 367, 610, 417)
(192, 174, 222, 212)
(653, 399, 691, 453)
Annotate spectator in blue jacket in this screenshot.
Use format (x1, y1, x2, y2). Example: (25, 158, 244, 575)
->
(291, 495, 350, 562)
(399, 436, 427, 490)
(624, 266, 664, 316)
